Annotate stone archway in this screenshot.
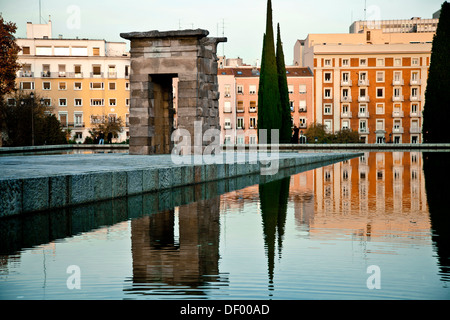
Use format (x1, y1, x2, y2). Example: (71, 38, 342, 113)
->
(120, 29, 227, 155)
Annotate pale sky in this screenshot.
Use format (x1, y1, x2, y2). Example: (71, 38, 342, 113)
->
(0, 0, 443, 65)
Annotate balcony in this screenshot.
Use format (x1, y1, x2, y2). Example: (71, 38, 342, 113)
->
(392, 95, 404, 102)
(392, 127, 404, 134)
(90, 72, 104, 78)
(19, 72, 34, 78)
(61, 122, 85, 128)
(108, 72, 117, 79)
(358, 111, 370, 118)
(392, 79, 404, 86)
(410, 111, 422, 118)
(410, 127, 422, 134)
(341, 112, 353, 118)
(410, 95, 421, 102)
(359, 128, 370, 134)
(299, 123, 307, 129)
(341, 79, 352, 87)
(341, 96, 353, 103)
(299, 107, 307, 113)
(410, 78, 421, 86)
(358, 79, 369, 86)
(392, 111, 404, 118)
(249, 107, 257, 113)
(358, 96, 370, 102)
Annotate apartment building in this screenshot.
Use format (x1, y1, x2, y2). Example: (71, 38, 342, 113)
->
(295, 26, 434, 144)
(14, 20, 130, 143)
(218, 65, 314, 145)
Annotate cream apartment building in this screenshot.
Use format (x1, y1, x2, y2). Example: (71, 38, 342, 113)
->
(14, 20, 130, 143)
(295, 25, 434, 144)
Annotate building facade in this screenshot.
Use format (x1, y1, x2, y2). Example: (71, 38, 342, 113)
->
(296, 27, 434, 144)
(218, 65, 314, 145)
(14, 20, 130, 143)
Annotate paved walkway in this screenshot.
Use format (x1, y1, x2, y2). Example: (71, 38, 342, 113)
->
(0, 151, 361, 217)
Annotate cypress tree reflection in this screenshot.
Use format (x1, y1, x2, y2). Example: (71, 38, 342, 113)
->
(259, 177, 290, 292)
(423, 152, 450, 282)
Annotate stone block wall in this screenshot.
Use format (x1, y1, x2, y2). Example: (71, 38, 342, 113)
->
(121, 29, 227, 155)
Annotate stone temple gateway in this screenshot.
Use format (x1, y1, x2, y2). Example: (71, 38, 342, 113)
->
(120, 29, 227, 155)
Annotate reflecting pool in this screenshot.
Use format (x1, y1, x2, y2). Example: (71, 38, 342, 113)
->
(0, 152, 449, 300)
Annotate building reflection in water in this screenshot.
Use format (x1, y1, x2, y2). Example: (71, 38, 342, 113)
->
(126, 196, 224, 297)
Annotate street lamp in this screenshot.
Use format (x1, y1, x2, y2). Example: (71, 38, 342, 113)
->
(30, 92, 35, 146)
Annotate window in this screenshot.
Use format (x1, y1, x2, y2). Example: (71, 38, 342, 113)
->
(125, 82, 130, 90)
(92, 65, 102, 76)
(342, 59, 349, 66)
(55, 47, 70, 56)
(342, 72, 350, 84)
(43, 82, 51, 90)
(90, 82, 104, 90)
(224, 101, 231, 113)
(359, 88, 367, 97)
(109, 99, 116, 106)
(36, 46, 52, 55)
(90, 99, 104, 106)
(394, 87, 402, 98)
(376, 71, 385, 82)
(59, 98, 67, 106)
(324, 103, 332, 115)
(125, 65, 130, 78)
(299, 118, 306, 128)
(224, 118, 232, 129)
(249, 117, 257, 129)
(376, 58, 384, 66)
(20, 82, 34, 90)
(324, 59, 332, 66)
(74, 65, 82, 77)
(299, 100, 306, 112)
(237, 117, 244, 129)
(376, 119, 385, 131)
(324, 120, 332, 133)
(42, 98, 51, 106)
(360, 58, 367, 66)
(74, 82, 82, 90)
(324, 88, 332, 99)
(290, 101, 295, 111)
(7, 98, 16, 106)
(224, 85, 231, 97)
(342, 104, 349, 115)
(108, 66, 116, 78)
(299, 85, 307, 94)
(74, 113, 83, 126)
(412, 58, 419, 66)
(75, 99, 83, 106)
(59, 113, 68, 126)
(359, 120, 367, 133)
(376, 103, 385, 114)
(249, 101, 257, 113)
(249, 85, 256, 94)
(342, 120, 350, 130)
(288, 85, 294, 94)
(91, 115, 105, 124)
(58, 64, 66, 77)
(237, 85, 243, 94)
(324, 72, 332, 83)
(59, 82, 67, 90)
(376, 88, 384, 98)
(93, 47, 100, 56)
(237, 101, 244, 112)
(126, 98, 130, 107)
(394, 58, 402, 66)
(22, 46, 30, 55)
(109, 82, 116, 90)
(72, 47, 88, 56)
(411, 103, 419, 115)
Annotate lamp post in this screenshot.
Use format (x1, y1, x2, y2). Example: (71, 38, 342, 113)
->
(30, 92, 35, 146)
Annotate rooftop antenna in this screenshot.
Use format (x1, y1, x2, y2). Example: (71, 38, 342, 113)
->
(221, 19, 225, 57)
(39, 0, 42, 23)
(364, 0, 367, 20)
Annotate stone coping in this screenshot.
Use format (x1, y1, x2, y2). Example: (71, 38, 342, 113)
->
(120, 29, 210, 40)
(0, 152, 361, 217)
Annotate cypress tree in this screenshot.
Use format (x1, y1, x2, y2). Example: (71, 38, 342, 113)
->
(258, 0, 281, 144)
(423, 1, 450, 143)
(276, 23, 293, 143)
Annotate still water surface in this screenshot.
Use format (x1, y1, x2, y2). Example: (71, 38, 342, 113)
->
(0, 152, 449, 300)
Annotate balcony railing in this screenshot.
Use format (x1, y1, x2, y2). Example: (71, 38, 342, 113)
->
(392, 127, 404, 134)
(358, 79, 369, 86)
(392, 79, 404, 86)
(341, 79, 352, 87)
(40, 71, 84, 78)
(410, 95, 421, 102)
(358, 96, 370, 102)
(392, 95, 404, 102)
(19, 72, 34, 78)
(108, 72, 117, 78)
(299, 107, 307, 113)
(90, 72, 104, 78)
(61, 122, 85, 128)
(410, 111, 422, 118)
(358, 111, 370, 118)
(341, 112, 352, 118)
(392, 111, 404, 118)
(341, 96, 352, 102)
(299, 123, 307, 129)
(410, 127, 422, 134)
(359, 128, 370, 134)
(410, 78, 421, 85)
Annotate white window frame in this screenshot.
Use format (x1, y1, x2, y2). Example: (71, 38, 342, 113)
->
(324, 103, 333, 115)
(58, 98, 67, 107)
(74, 98, 83, 107)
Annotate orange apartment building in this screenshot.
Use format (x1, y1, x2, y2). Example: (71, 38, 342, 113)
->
(218, 64, 314, 145)
(295, 18, 437, 144)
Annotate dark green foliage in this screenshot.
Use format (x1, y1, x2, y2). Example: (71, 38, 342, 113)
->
(305, 123, 360, 144)
(259, 177, 290, 285)
(258, 0, 281, 143)
(423, 1, 450, 143)
(276, 23, 292, 143)
(0, 91, 67, 146)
